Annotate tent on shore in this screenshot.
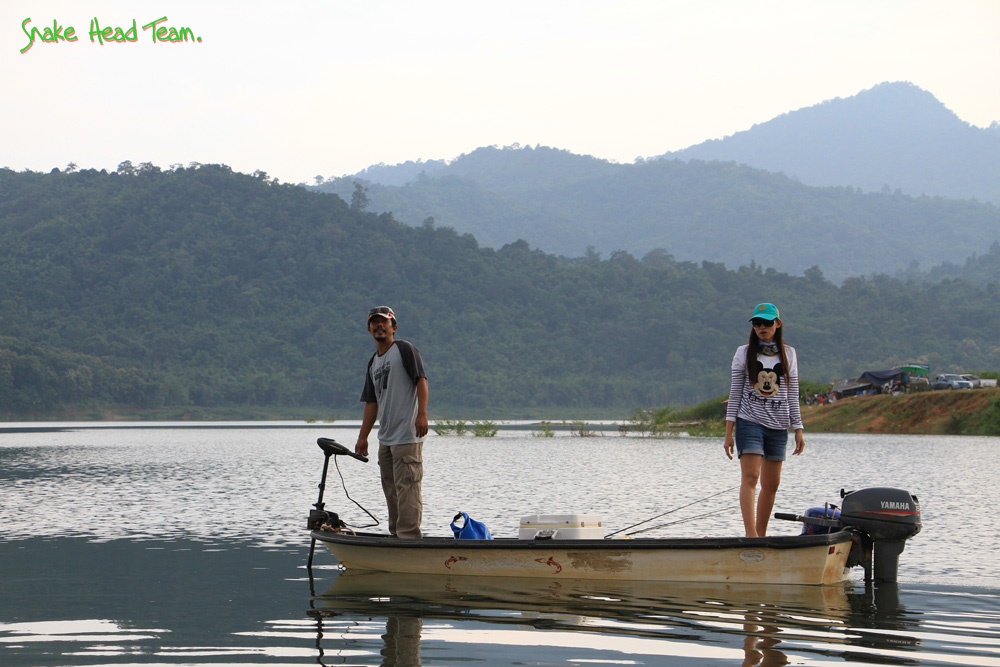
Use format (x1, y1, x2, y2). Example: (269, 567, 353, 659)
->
(857, 368, 908, 391)
(832, 364, 929, 398)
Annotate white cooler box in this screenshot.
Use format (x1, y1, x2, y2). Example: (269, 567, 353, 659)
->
(519, 514, 604, 540)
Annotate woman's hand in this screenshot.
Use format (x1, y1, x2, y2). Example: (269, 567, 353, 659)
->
(724, 421, 736, 459)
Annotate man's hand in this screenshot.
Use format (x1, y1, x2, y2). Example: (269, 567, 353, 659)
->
(355, 438, 369, 458)
(414, 377, 429, 439)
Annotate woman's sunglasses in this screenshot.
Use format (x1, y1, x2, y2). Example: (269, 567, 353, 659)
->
(751, 319, 776, 328)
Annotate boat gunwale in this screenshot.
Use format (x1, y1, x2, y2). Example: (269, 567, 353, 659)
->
(311, 529, 854, 551)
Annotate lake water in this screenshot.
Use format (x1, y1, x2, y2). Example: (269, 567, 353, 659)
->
(2, 424, 999, 666)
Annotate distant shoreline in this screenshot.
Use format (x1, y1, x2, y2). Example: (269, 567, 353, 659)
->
(3, 390, 998, 437)
(802, 387, 1000, 436)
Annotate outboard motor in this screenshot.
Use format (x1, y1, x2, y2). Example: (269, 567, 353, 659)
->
(778, 486, 920, 583)
(838, 487, 921, 583)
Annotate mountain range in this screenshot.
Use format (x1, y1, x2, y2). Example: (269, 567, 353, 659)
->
(664, 82, 1000, 204)
(316, 82, 1000, 283)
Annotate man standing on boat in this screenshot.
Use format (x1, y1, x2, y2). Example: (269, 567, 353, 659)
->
(355, 306, 429, 539)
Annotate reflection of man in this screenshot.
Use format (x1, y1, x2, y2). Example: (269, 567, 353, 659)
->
(381, 616, 423, 666)
(355, 306, 429, 539)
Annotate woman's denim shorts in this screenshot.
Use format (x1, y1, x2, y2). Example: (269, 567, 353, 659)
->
(735, 417, 788, 461)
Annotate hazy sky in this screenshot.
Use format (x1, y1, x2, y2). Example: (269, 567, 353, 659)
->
(3, 0, 998, 184)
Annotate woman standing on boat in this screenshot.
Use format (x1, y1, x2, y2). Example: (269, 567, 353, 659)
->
(724, 302, 805, 537)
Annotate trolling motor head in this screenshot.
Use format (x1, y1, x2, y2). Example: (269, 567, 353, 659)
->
(317, 437, 369, 463)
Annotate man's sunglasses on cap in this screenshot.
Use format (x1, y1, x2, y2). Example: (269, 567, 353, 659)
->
(368, 306, 395, 322)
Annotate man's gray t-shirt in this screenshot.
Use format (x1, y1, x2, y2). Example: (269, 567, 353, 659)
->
(360, 340, 427, 446)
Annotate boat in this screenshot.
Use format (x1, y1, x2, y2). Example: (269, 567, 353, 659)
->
(307, 438, 921, 586)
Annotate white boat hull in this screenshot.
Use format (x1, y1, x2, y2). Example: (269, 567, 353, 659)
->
(312, 531, 854, 586)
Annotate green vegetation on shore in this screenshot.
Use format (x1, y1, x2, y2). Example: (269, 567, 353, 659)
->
(629, 388, 1000, 438)
(3, 165, 1000, 419)
(803, 388, 1000, 436)
(6, 389, 999, 439)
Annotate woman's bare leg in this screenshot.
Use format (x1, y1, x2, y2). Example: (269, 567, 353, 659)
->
(739, 454, 763, 537)
(755, 459, 784, 537)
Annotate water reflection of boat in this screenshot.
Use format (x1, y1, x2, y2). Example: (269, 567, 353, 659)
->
(311, 572, 924, 665)
(317, 570, 853, 623)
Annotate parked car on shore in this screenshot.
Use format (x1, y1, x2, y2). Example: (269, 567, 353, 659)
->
(962, 374, 982, 388)
(931, 374, 974, 390)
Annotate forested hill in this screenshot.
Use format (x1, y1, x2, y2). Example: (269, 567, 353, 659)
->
(1, 165, 999, 418)
(316, 147, 1000, 284)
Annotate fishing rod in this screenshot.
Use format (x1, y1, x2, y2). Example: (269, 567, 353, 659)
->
(626, 507, 731, 536)
(605, 485, 738, 538)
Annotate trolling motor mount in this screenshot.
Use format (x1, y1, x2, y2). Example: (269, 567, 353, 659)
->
(307, 437, 369, 567)
(307, 438, 366, 530)
(308, 509, 345, 531)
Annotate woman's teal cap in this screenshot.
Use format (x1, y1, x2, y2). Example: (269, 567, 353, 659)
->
(749, 303, 780, 321)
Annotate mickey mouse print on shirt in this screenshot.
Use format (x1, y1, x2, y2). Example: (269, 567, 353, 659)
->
(749, 357, 786, 398)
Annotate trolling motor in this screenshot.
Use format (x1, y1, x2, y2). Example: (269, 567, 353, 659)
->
(776, 487, 921, 583)
(307, 437, 369, 567)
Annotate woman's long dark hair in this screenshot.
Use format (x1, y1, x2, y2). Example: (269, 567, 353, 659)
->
(744, 320, 789, 381)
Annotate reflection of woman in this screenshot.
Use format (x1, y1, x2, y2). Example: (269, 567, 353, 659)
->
(742, 617, 789, 667)
(724, 303, 805, 537)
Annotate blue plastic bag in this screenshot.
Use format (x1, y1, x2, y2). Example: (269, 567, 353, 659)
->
(451, 512, 493, 540)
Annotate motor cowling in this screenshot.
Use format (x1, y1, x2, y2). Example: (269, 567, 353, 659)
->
(838, 487, 921, 541)
(839, 487, 921, 584)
